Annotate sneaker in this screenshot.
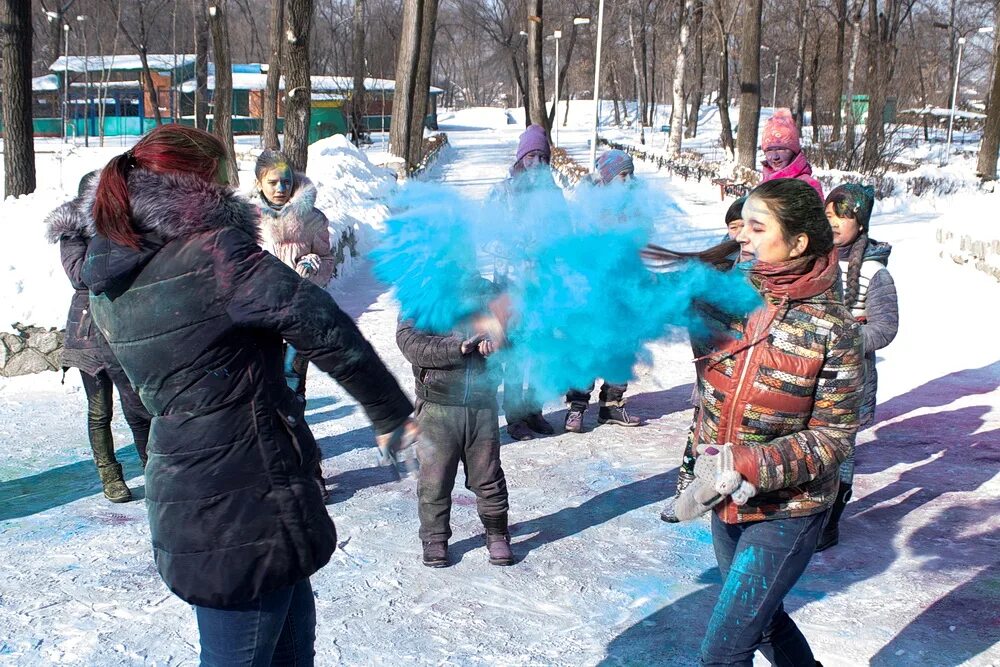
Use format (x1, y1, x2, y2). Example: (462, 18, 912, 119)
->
(598, 404, 641, 427)
(506, 420, 535, 441)
(421, 541, 449, 568)
(486, 533, 514, 566)
(564, 406, 585, 433)
(524, 412, 555, 435)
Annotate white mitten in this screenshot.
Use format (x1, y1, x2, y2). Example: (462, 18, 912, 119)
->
(694, 443, 757, 506)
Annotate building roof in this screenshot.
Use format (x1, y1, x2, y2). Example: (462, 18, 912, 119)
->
(32, 74, 60, 91)
(49, 54, 196, 73)
(178, 64, 443, 95)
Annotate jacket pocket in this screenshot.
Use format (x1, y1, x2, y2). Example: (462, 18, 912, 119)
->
(273, 390, 316, 468)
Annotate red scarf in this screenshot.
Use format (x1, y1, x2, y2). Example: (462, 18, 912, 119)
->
(749, 249, 838, 302)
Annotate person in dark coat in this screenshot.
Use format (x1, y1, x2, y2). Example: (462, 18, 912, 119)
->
(396, 279, 512, 568)
(80, 125, 416, 664)
(44, 171, 152, 503)
(818, 183, 899, 552)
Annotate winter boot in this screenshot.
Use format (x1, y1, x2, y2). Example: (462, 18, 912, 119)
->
(98, 463, 132, 503)
(524, 412, 555, 435)
(486, 533, 514, 566)
(564, 404, 586, 433)
(506, 419, 535, 441)
(815, 483, 852, 553)
(598, 401, 640, 427)
(421, 541, 449, 568)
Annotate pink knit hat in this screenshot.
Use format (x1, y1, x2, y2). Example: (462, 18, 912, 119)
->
(761, 108, 801, 153)
(516, 124, 551, 163)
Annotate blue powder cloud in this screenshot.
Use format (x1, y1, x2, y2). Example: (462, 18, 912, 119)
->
(372, 176, 761, 401)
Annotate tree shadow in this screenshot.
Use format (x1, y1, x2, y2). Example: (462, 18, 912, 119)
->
(875, 360, 1000, 424)
(624, 383, 696, 422)
(305, 403, 358, 427)
(0, 444, 144, 522)
(447, 470, 677, 563)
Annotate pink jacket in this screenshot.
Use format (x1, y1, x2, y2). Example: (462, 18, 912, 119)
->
(761, 152, 824, 201)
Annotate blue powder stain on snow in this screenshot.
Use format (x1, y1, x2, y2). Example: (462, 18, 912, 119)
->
(372, 179, 761, 400)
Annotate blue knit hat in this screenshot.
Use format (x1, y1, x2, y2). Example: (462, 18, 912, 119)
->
(595, 150, 634, 185)
(826, 183, 875, 232)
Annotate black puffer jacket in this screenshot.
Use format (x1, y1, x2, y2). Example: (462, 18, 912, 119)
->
(79, 169, 412, 608)
(45, 200, 113, 375)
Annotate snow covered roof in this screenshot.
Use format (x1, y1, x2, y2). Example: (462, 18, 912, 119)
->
(178, 68, 443, 95)
(32, 74, 60, 91)
(49, 54, 196, 73)
(901, 106, 987, 120)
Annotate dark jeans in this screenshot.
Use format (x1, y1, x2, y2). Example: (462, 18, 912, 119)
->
(700, 511, 828, 667)
(565, 381, 628, 408)
(501, 356, 540, 423)
(416, 400, 509, 542)
(80, 366, 151, 467)
(195, 578, 315, 666)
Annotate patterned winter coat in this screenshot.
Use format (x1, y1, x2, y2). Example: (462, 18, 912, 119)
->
(45, 198, 117, 376)
(688, 252, 863, 523)
(761, 152, 825, 202)
(252, 174, 336, 287)
(79, 168, 412, 607)
(838, 238, 898, 427)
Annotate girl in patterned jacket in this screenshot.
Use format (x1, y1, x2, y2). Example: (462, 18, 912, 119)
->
(817, 183, 898, 552)
(660, 178, 863, 667)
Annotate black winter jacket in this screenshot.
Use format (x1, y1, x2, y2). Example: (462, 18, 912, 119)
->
(79, 169, 412, 608)
(45, 200, 115, 375)
(396, 320, 501, 408)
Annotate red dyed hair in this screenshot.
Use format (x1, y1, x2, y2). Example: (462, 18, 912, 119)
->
(93, 125, 228, 248)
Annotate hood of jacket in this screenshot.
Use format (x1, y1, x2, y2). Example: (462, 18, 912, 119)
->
(761, 151, 814, 181)
(44, 198, 91, 243)
(250, 172, 318, 220)
(80, 168, 259, 298)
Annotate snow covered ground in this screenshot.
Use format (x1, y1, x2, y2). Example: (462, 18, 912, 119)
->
(1, 108, 999, 666)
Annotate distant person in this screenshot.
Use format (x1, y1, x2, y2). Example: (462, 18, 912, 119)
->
(82, 125, 416, 664)
(760, 108, 824, 201)
(396, 278, 514, 568)
(660, 178, 863, 666)
(487, 124, 558, 441)
(45, 171, 152, 504)
(564, 149, 642, 434)
(817, 183, 898, 552)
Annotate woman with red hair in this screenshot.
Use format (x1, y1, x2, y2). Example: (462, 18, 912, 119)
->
(80, 125, 416, 663)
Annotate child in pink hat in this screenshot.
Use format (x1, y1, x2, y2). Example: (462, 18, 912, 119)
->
(760, 109, 824, 201)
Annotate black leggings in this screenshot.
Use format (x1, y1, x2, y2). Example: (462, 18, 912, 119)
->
(79, 366, 151, 466)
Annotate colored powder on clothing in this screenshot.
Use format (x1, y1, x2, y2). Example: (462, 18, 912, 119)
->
(372, 180, 761, 401)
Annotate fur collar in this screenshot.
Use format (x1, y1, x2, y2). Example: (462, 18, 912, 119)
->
(79, 168, 260, 244)
(44, 199, 90, 243)
(250, 172, 317, 220)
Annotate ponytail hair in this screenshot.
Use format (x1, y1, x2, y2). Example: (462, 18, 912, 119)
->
(93, 125, 229, 248)
(642, 240, 741, 271)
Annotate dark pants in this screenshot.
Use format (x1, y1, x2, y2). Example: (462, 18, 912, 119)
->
(195, 578, 315, 666)
(80, 366, 151, 467)
(700, 511, 828, 666)
(416, 400, 509, 543)
(501, 356, 540, 423)
(565, 381, 628, 408)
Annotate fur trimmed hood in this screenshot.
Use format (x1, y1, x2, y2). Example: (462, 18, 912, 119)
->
(80, 168, 260, 244)
(44, 199, 91, 243)
(250, 172, 317, 221)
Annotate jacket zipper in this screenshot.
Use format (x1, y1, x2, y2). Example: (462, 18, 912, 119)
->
(722, 305, 770, 445)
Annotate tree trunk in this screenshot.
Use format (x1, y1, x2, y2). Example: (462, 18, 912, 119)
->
(736, 0, 762, 169)
(610, 61, 624, 126)
(194, 0, 209, 130)
(283, 0, 312, 173)
(713, 0, 734, 159)
(976, 0, 1000, 180)
(861, 0, 885, 172)
(390, 0, 422, 168)
(791, 0, 807, 130)
(0, 0, 36, 197)
(407, 0, 438, 164)
(844, 2, 863, 169)
(668, 0, 694, 156)
(525, 0, 548, 131)
(945, 0, 958, 108)
(809, 41, 820, 144)
(351, 0, 367, 146)
(261, 0, 283, 149)
(831, 0, 847, 141)
(628, 4, 647, 142)
(137, 49, 164, 125)
(208, 1, 239, 184)
(547, 23, 579, 128)
(685, 0, 705, 138)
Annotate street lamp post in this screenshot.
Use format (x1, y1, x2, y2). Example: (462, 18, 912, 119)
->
(515, 30, 527, 111)
(589, 0, 606, 170)
(77, 15, 89, 147)
(944, 37, 966, 165)
(550, 30, 561, 146)
(63, 23, 70, 141)
(772, 54, 779, 110)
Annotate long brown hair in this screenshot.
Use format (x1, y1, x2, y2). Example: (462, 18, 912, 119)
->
(93, 125, 228, 248)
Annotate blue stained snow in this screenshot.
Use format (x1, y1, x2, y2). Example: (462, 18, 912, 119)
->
(371, 178, 761, 402)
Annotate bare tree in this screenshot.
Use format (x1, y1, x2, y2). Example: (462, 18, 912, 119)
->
(38, 0, 79, 65)
(391, 0, 423, 168)
(628, 0, 649, 141)
(208, 1, 239, 183)
(407, 0, 438, 162)
(351, 0, 367, 145)
(843, 0, 863, 167)
(525, 0, 549, 130)
(977, 0, 1000, 180)
(685, 0, 705, 138)
(791, 0, 808, 130)
(283, 0, 312, 172)
(106, 0, 172, 125)
(261, 0, 283, 149)
(711, 0, 740, 159)
(735, 0, 762, 169)
(831, 0, 847, 141)
(193, 0, 209, 130)
(1, 0, 36, 196)
(668, 0, 694, 155)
